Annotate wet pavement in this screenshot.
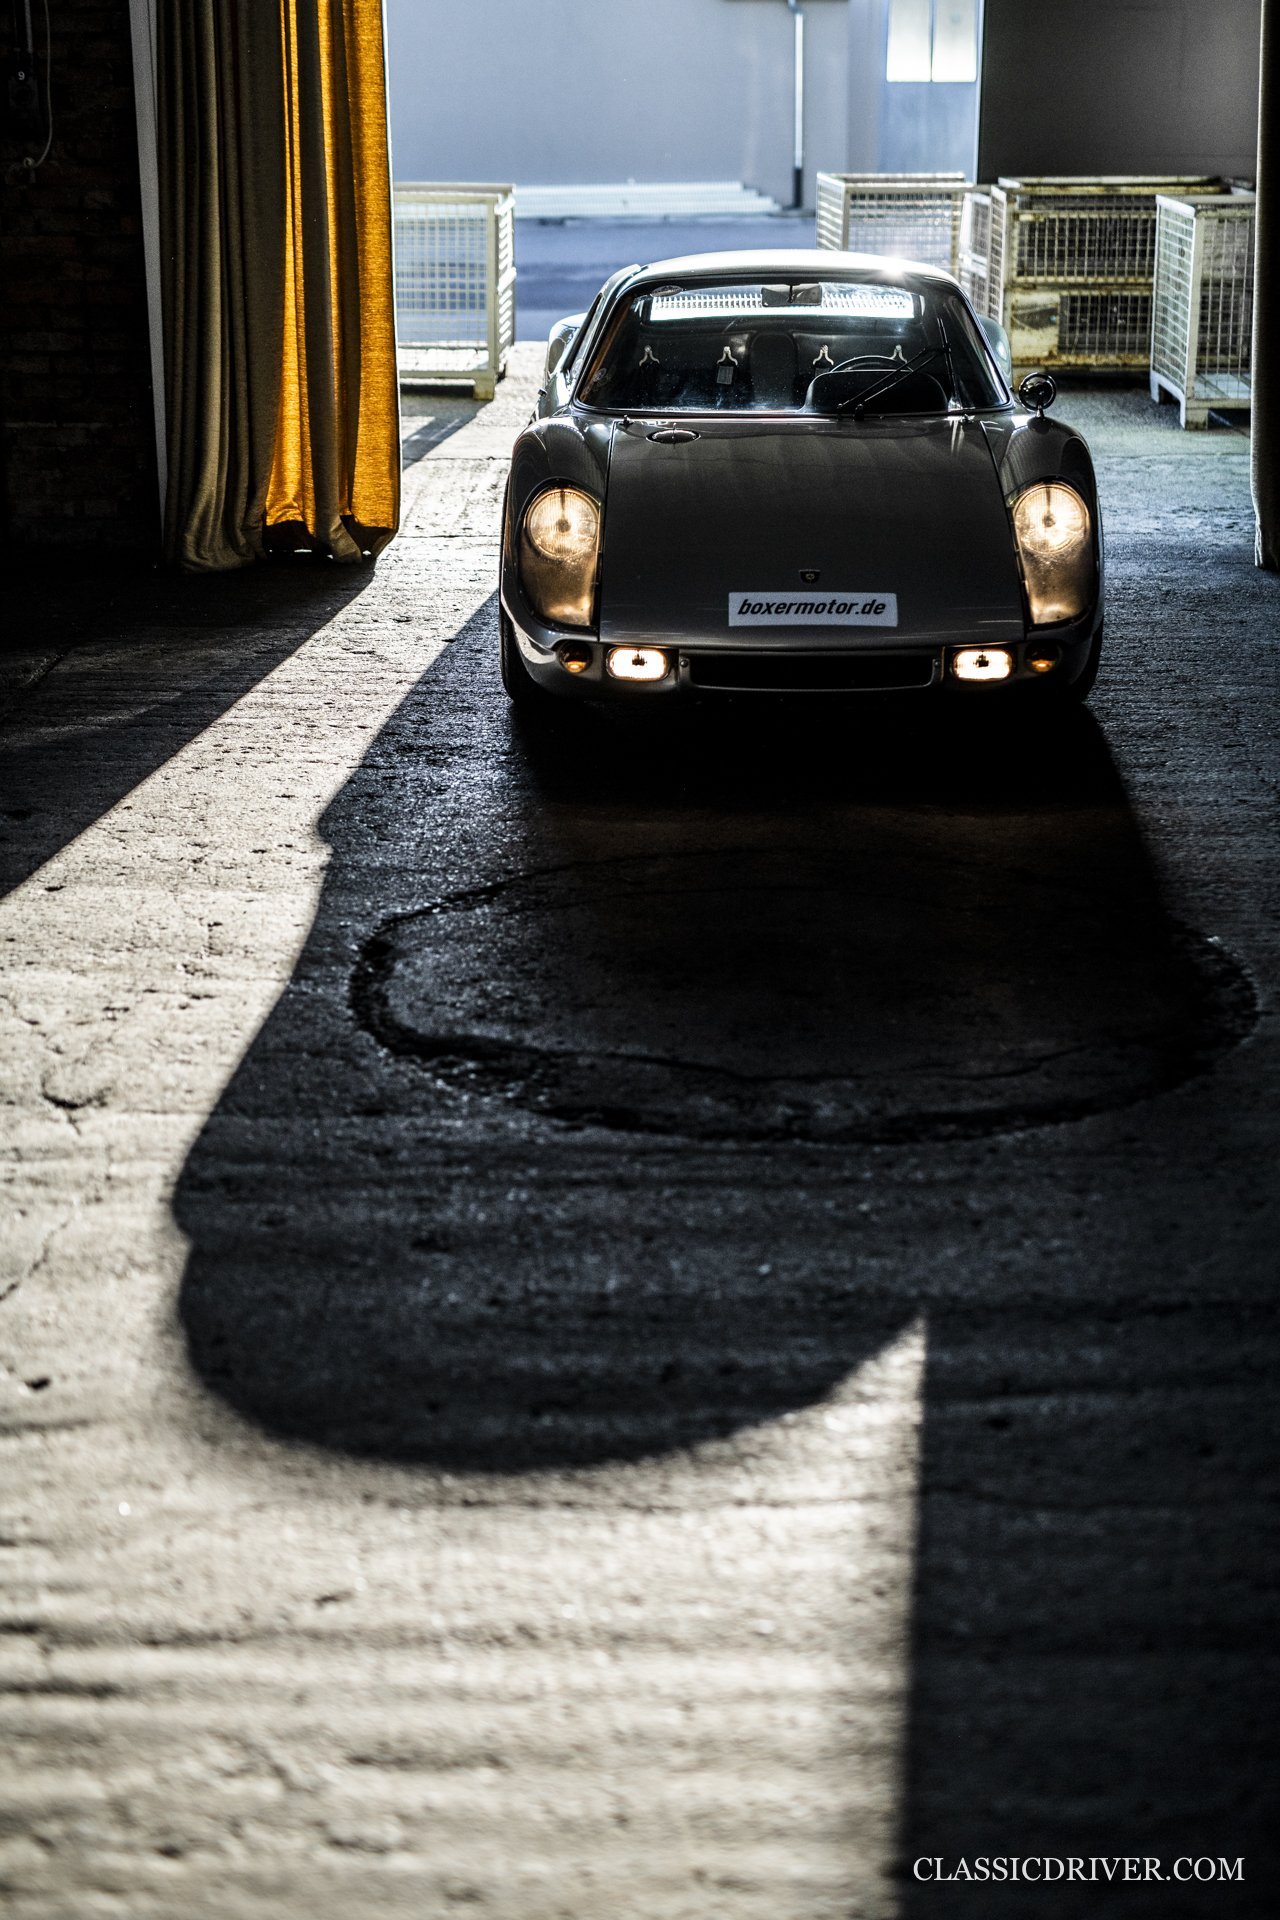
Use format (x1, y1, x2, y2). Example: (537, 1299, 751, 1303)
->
(1, 352, 1277, 1918)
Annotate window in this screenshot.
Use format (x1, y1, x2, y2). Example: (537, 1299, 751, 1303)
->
(886, 0, 979, 84)
(577, 275, 1007, 416)
(886, 0, 932, 81)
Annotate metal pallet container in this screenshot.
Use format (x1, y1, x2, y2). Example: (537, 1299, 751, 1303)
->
(987, 175, 1224, 377)
(958, 190, 994, 317)
(1150, 193, 1255, 427)
(394, 184, 516, 400)
(816, 173, 970, 275)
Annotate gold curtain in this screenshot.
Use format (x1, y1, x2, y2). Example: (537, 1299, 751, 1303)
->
(158, 0, 399, 570)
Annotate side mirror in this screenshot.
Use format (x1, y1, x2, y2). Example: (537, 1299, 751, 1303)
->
(978, 316, 1013, 383)
(1018, 370, 1057, 416)
(544, 312, 587, 385)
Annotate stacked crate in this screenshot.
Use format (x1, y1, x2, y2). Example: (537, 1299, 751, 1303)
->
(981, 176, 1224, 378)
(1150, 192, 1255, 427)
(394, 184, 517, 399)
(958, 190, 993, 316)
(816, 173, 970, 276)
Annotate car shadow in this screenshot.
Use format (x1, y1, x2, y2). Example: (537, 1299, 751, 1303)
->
(172, 623, 1257, 1469)
(173, 616, 1274, 1908)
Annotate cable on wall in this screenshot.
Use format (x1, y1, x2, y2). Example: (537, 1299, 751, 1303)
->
(6, 0, 53, 181)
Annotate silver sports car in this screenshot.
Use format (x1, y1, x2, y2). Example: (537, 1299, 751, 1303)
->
(499, 250, 1103, 707)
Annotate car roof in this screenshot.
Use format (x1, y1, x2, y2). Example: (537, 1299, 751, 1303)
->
(619, 249, 962, 294)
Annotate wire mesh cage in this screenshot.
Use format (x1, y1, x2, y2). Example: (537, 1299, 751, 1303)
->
(1150, 193, 1255, 427)
(983, 176, 1225, 376)
(958, 190, 993, 317)
(816, 173, 970, 275)
(394, 184, 516, 399)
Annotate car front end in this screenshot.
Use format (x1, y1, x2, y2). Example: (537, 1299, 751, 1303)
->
(499, 252, 1103, 708)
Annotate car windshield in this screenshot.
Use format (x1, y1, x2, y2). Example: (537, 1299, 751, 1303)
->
(578, 276, 1006, 415)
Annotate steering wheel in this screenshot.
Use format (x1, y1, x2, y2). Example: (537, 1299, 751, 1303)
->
(826, 353, 903, 375)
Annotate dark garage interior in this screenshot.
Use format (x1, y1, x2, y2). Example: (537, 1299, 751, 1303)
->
(1, 3, 1278, 1916)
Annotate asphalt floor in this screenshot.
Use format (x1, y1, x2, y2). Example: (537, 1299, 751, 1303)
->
(1, 347, 1276, 1918)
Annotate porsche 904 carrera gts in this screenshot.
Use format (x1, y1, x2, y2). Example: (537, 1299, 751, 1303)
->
(499, 250, 1103, 706)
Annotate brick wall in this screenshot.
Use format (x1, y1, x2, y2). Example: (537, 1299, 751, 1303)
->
(0, 2, 158, 556)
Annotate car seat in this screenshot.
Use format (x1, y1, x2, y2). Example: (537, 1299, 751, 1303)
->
(748, 331, 800, 408)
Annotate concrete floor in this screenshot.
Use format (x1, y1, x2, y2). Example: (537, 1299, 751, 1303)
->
(1, 351, 1278, 1918)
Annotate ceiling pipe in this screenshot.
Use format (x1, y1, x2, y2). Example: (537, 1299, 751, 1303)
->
(787, 0, 805, 211)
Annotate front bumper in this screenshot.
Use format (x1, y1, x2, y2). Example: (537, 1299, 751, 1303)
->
(503, 600, 1102, 700)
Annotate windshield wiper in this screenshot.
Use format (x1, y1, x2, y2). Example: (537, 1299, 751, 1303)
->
(838, 342, 945, 418)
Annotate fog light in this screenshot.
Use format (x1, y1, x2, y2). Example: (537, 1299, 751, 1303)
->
(557, 642, 593, 674)
(1025, 643, 1060, 675)
(606, 646, 670, 683)
(952, 647, 1013, 684)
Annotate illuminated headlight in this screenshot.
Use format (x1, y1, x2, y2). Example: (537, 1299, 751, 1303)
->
(519, 486, 601, 629)
(606, 646, 670, 682)
(953, 647, 1013, 683)
(1012, 482, 1095, 625)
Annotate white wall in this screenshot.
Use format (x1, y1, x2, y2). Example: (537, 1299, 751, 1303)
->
(385, 1, 1260, 207)
(384, 0, 851, 207)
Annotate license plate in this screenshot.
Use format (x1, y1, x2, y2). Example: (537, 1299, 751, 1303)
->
(728, 591, 898, 628)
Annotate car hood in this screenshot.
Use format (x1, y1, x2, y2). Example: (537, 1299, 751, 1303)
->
(598, 414, 1025, 647)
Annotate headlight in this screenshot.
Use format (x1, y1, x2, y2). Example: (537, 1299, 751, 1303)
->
(1011, 482, 1094, 624)
(519, 486, 601, 628)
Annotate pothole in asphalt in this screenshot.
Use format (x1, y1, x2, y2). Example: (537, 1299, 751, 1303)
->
(352, 850, 1256, 1144)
